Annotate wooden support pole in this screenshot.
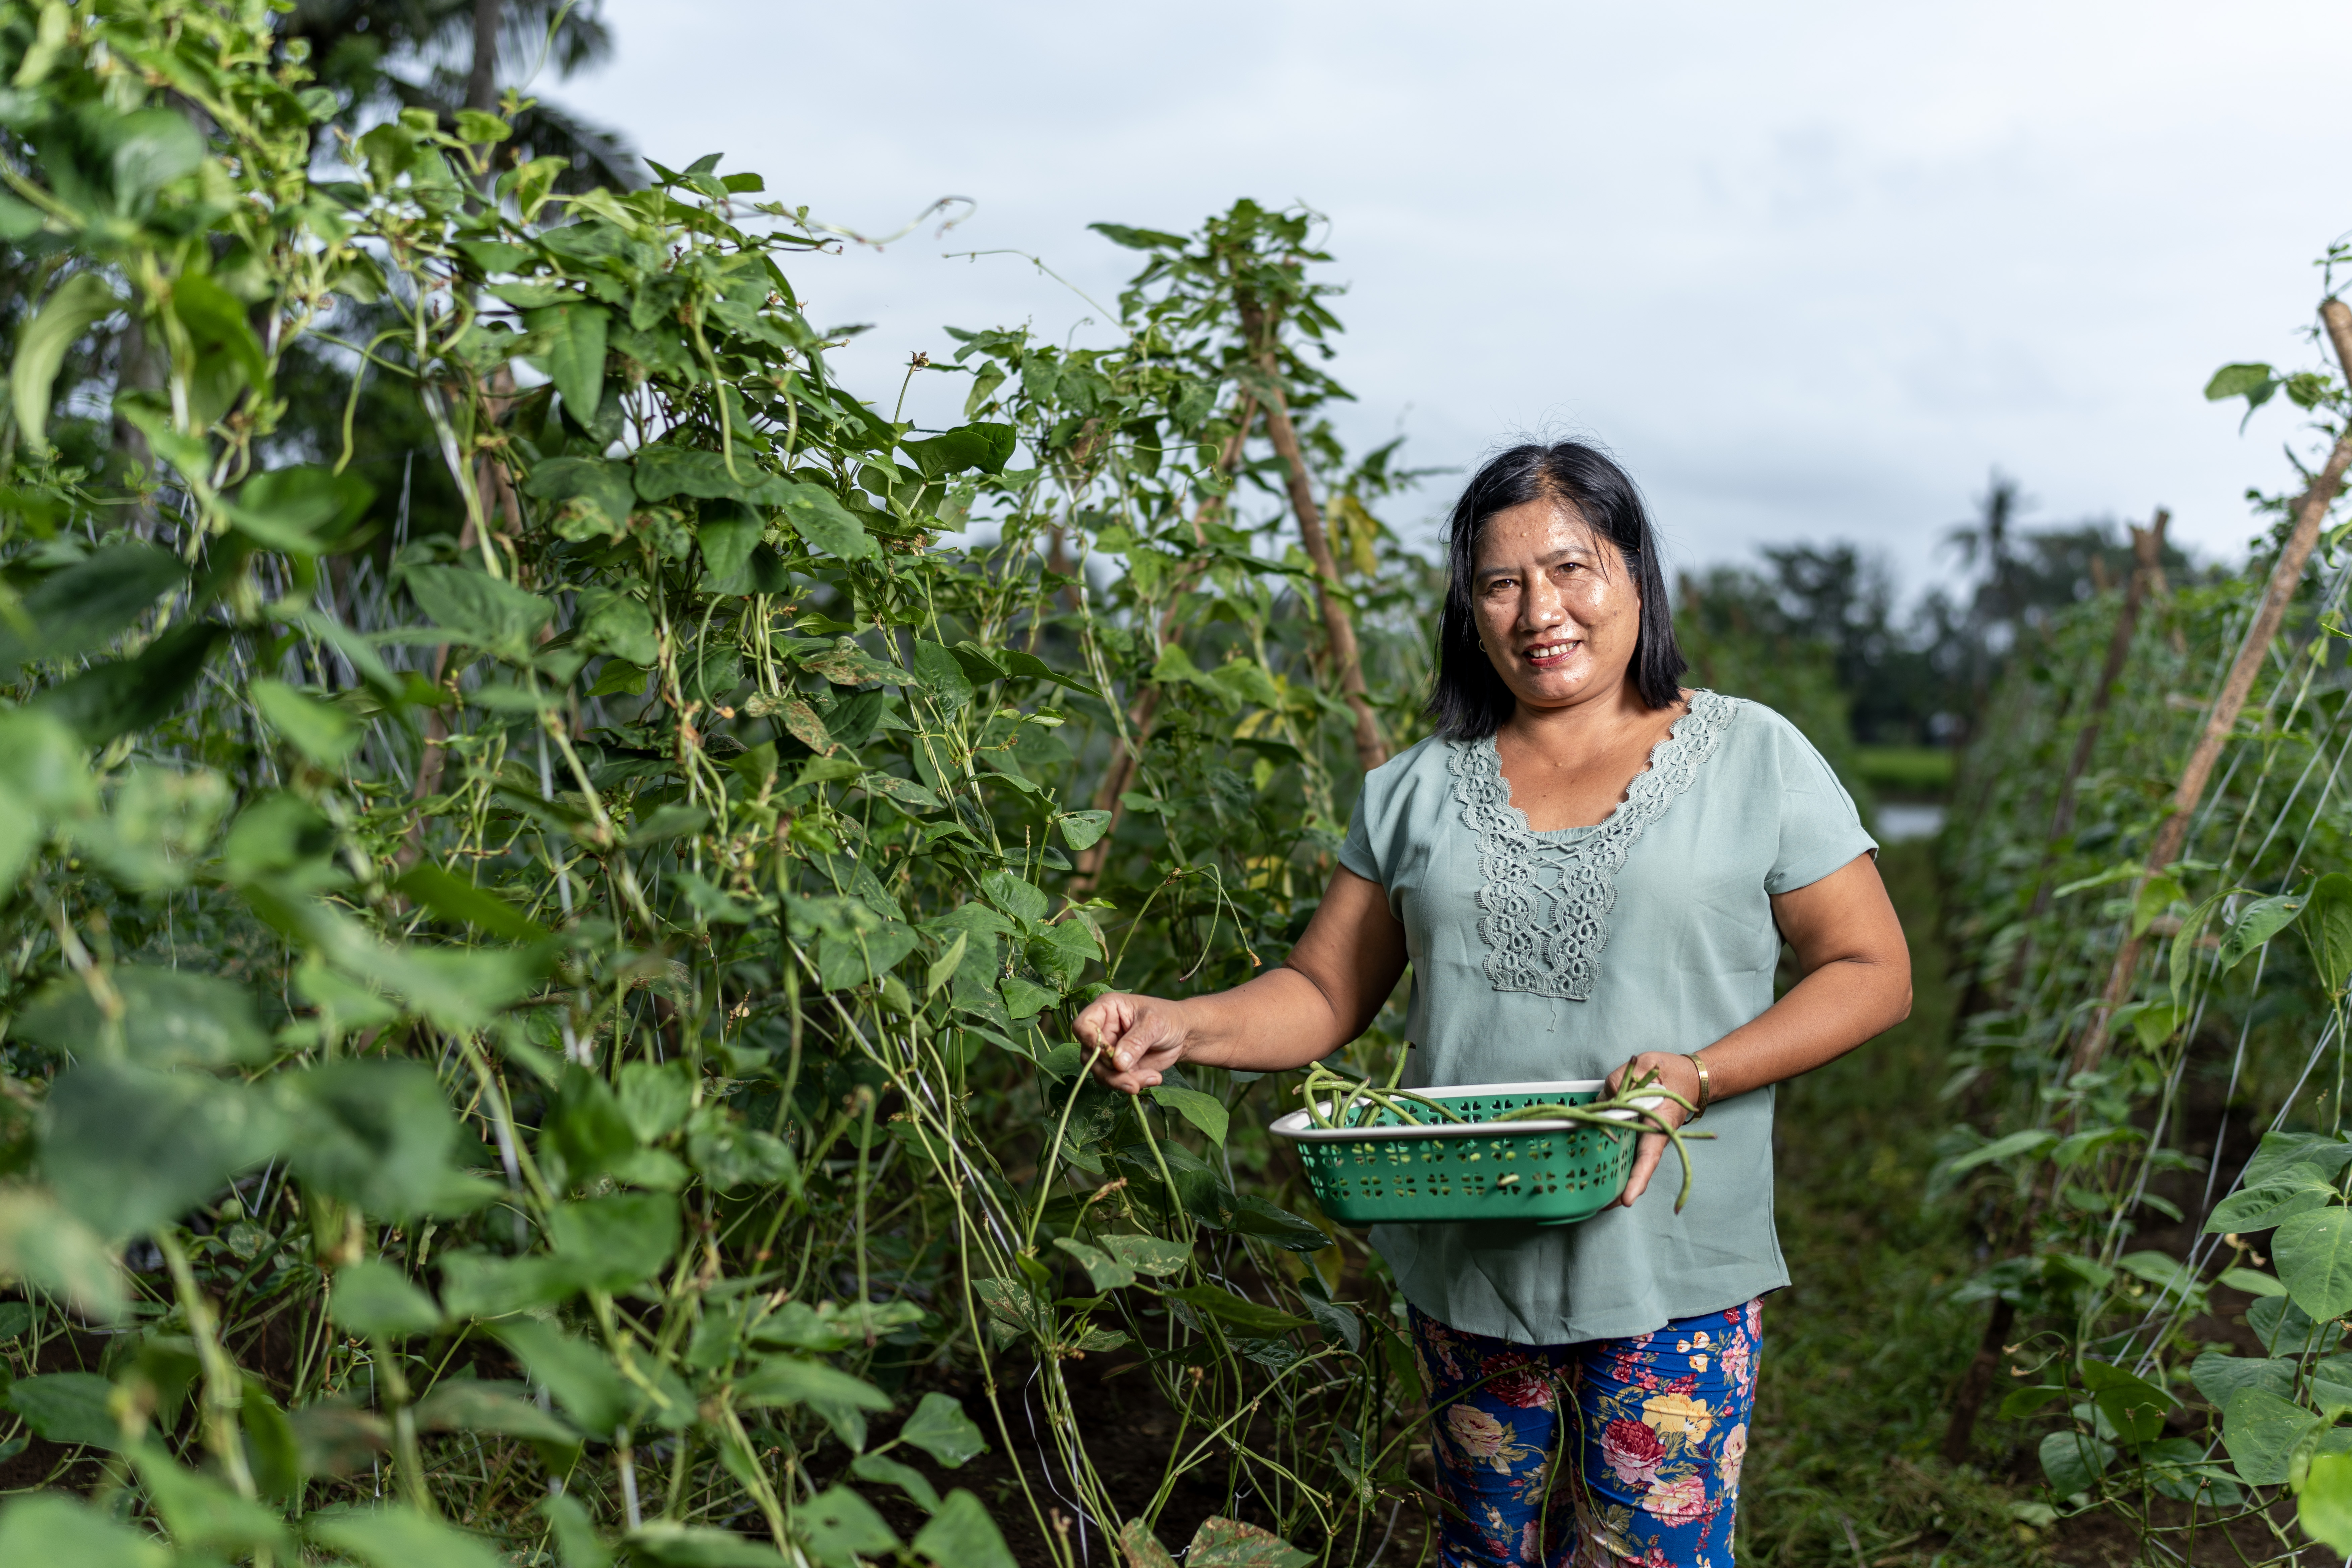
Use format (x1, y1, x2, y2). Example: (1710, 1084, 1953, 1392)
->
(2070, 302, 2352, 1072)
(2049, 517, 2168, 849)
(1257, 377, 1388, 774)
(1948, 301, 2352, 1468)
(1234, 293, 1387, 775)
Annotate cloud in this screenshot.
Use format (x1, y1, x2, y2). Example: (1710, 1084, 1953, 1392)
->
(569, 0, 2352, 595)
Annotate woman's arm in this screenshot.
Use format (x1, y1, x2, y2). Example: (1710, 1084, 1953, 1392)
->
(1078, 867, 1408, 1094)
(1608, 850, 1912, 1205)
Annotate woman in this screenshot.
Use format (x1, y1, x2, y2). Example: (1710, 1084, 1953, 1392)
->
(1074, 441, 1912, 1567)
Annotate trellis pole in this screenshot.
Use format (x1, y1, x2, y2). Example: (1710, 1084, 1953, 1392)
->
(1946, 299, 2352, 1467)
(2068, 298, 2352, 1077)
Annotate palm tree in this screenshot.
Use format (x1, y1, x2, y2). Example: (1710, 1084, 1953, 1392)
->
(284, 0, 639, 191)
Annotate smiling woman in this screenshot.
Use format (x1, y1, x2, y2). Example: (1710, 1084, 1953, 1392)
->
(1433, 443, 1686, 736)
(1077, 441, 1914, 1566)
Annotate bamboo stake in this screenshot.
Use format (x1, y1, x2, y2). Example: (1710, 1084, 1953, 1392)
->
(2047, 517, 2168, 852)
(1948, 302, 2352, 1468)
(1256, 373, 1388, 773)
(2071, 305, 2352, 1076)
(1233, 294, 1387, 773)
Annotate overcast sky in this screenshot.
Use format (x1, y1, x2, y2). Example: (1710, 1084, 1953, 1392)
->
(567, 1, 2352, 604)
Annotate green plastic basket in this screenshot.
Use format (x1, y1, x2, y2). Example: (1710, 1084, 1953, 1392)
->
(1270, 1079, 1642, 1226)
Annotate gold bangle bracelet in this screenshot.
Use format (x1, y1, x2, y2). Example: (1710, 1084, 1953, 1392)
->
(1685, 1052, 1712, 1121)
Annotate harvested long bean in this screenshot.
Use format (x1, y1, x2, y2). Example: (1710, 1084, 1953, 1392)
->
(1293, 1064, 1716, 1212)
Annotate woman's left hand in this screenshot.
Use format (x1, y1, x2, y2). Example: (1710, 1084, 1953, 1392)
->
(1605, 1051, 1705, 1207)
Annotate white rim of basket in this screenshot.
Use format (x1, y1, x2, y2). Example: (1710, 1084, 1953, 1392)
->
(1267, 1079, 1664, 1143)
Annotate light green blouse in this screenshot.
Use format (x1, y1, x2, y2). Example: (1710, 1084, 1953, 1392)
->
(1336, 690, 1876, 1345)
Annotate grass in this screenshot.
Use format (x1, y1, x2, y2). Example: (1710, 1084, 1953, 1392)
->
(1740, 838, 2052, 1566)
(1855, 746, 1958, 796)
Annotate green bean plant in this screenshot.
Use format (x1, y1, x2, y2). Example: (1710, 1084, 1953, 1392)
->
(0, 3, 1451, 1563)
(1933, 253, 2352, 1562)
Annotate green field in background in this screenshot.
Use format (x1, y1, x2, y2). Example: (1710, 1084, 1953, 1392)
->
(1854, 745, 1955, 795)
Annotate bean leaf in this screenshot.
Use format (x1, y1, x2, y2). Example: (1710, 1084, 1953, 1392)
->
(897, 1391, 988, 1468)
(913, 640, 973, 710)
(767, 478, 877, 560)
(2299, 1452, 2352, 1552)
(531, 301, 607, 422)
(223, 464, 374, 554)
(0, 1495, 167, 1568)
(2191, 1350, 2296, 1406)
(1940, 1128, 2056, 1179)
(1185, 1517, 1314, 1568)
(2203, 1169, 2339, 1235)
(412, 1382, 579, 1444)
(926, 931, 968, 999)
(12, 273, 121, 451)
(495, 1320, 641, 1437)
(9, 1372, 121, 1450)
(850, 1452, 939, 1512)
(1151, 1085, 1230, 1145)
(0, 1189, 127, 1322)
(1164, 1283, 1314, 1337)
(2219, 893, 2307, 971)
(1098, 1233, 1191, 1278)
(307, 1508, 508, 1568)
(1120, 1521, 1180, 1568)
(2040, 1429, 2115, 1495)
(2217, 1266, 2288, 1297)
(736, 1356, 893, 1414)
(45, 1060, 284, 1240)
(2132, 872, 2186, 937)
(2308, 873, 2352, 995)
(403, 566, 554, 664)
(1053, 1238, 1135, 1291)
(2080, 1359, 2175, 1446)
(799, 1485, 899, 1565)
(910, 1489, 1014, 1568)
(330, 1260, 444, 1338)
(2222, 1385, 2324, 1485)
(0, 543, 184, 669)
(2273, 1207, 2352, 1322)
(2170, 889, 2238, 1004)
(16, 965, 269, 1070)
(252, 680, 357, 766)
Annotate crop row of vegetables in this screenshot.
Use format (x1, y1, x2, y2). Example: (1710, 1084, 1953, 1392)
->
(1938, 274, 2352, 1560)
(0, 3, 1461, 1564)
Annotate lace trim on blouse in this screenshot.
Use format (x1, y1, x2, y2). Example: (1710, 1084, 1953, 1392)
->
(1449, 690, 1734, 1001)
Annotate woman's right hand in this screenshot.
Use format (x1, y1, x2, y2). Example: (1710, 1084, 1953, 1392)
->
(1075, 991, 1195, 1094)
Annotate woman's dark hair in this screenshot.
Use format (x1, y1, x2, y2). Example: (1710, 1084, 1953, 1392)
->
(1427, 441, 1686, 740)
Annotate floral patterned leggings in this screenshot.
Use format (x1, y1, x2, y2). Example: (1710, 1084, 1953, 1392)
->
(1411, 1300, 1761, 1567)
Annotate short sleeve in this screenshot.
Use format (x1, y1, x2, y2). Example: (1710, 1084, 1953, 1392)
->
(1759, 711, 1880, 896)
(1339, 772, 1385, 884)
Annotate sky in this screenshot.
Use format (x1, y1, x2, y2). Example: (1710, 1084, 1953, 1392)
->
(565, 0, 2352, 606)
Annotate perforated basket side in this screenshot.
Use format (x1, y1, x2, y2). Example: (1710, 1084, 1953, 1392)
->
(1297, 1118, 1635, 1224)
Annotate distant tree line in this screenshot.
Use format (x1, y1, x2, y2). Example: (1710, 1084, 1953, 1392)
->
(1676, 474, 2198, 748)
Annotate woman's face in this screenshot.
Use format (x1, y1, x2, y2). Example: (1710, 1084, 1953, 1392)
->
(1470, 498, 1643, 714)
